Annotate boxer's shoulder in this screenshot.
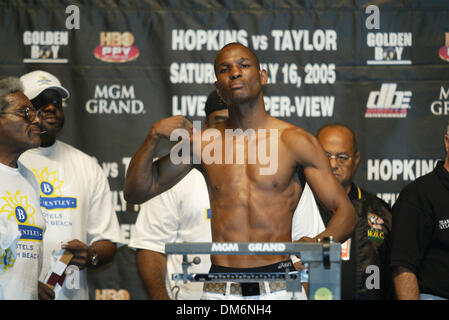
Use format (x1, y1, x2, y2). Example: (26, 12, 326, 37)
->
(277, 122, 316, 148)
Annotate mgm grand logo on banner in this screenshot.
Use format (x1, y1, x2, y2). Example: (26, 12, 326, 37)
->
(85, 84, 145, 114)
(23, 31, 69, 63)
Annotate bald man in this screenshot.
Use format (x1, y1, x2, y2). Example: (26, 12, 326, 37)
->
(316, 124, 393, 300)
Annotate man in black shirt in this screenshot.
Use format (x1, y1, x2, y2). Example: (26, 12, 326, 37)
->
(391, 124, 449, 300)
(316, 124, 393, 300)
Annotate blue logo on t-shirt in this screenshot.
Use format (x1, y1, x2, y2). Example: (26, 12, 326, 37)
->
(15, 206, 28, 223)
(40, 181, 54, 195)
(0, 190, 44, 242)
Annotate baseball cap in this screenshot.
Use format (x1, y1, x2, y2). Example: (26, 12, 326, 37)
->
(20, 70, 70, 100)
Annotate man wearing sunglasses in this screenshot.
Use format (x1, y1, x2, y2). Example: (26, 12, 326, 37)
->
(316, 124, 393, 300)
(19, 70, 121, 300)
(0, 76, 46, 299)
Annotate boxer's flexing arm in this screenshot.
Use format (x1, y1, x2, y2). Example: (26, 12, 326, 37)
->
(283, 128, 357, 243)
(124, 116, 194, 204)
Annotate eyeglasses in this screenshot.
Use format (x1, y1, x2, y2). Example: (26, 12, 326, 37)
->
(31, 96, 63, 110)
(0, 106, 41, 122)
(326, 152, 353, 164)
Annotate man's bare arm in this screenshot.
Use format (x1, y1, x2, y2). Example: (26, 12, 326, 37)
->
(124, 116, 193, 204)
(285, 129, 357, 243)
(136, 249, 171, 300)
(393, 266, 419, 300)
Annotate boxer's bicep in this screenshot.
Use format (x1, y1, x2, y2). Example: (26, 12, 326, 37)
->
(304, 165, 343, 212)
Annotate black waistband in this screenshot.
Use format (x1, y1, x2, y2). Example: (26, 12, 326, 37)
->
(209, 259, 294, 273)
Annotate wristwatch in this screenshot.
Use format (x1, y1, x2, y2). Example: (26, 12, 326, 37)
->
(88, 246, 99, 267)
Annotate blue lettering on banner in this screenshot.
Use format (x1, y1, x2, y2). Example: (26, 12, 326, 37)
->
(18, 224, 43, 241)
(40, 196, 77, 210)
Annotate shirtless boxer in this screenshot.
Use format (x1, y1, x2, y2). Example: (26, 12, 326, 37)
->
(125, 43, 357, 271)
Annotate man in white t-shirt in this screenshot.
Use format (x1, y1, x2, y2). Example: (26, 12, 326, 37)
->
(129, 91, 325, 300)
(0, 76, 46, 299)
(19, 70, 122, 300)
